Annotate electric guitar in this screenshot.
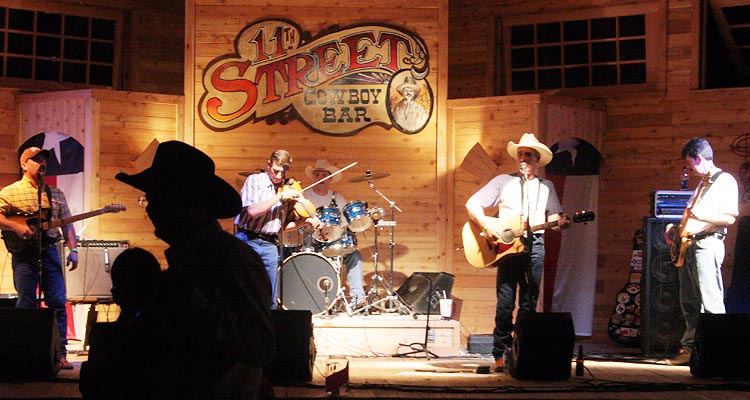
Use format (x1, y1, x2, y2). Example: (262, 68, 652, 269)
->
(2, 204, 127, 254)
(462, 210, 595, 268)
(668, 171, 719, 267)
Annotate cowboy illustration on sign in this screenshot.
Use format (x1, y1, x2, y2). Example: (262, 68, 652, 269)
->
(198, 20, 434, 135)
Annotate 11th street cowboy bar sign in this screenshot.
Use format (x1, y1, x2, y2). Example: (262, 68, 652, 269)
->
(198, 20, 433, 135)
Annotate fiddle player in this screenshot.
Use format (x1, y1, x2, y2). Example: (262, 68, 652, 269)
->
(465, 133, 569, 373)
(304, 159, 366, 308)
(235, 149, 323, 308)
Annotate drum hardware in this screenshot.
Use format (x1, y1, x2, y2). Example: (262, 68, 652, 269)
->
(350, 172, 414, 317)
(347, 170, 390, 183)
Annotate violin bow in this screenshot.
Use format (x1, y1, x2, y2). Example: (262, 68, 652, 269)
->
(300, 161, 358, 192)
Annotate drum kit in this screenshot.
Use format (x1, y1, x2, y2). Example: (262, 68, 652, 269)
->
(276, 168, 415, 318)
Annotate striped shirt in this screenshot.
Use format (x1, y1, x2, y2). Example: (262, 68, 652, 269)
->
(234, 172, 289, 235)
(0, 175, 72, 241)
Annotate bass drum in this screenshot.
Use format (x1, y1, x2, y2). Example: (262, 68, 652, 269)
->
(281, 252, 340, 316)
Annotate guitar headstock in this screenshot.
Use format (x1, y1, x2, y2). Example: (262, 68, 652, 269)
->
(571, 210, 595, 223)
(104, 204, 127, 213)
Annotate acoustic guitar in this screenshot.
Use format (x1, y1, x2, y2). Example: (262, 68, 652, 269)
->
(2, 204, 127, 254)
(462, 210, 595, 268)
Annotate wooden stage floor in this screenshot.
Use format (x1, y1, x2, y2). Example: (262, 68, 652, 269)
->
(1, 312, 749, 399)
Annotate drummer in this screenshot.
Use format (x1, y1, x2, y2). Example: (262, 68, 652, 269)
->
(304, 160, 366, 308)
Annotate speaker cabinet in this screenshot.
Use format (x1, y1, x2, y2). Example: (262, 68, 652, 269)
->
(396, 272, 455, 314)
(0, 308, 60, 380)
(508, 312, 575, 380)
(65, 240, 129, 300)
(690, 313, 750, 378)
(640, 218, 685, 357)
(266, 310, 314, 384)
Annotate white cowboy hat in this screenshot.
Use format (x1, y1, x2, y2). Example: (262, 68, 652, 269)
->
(506, 133, 554, 166)
(305, 159, 341, 184)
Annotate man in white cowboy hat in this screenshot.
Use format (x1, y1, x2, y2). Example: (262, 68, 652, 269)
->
(0, 146, 78, 371)
(465, 132, 570, 373)
(391, 75, 429, 133)
(304, 159, 366, 308)
(116, 141, 274, 399)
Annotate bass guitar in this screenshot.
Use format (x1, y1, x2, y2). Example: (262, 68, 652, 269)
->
(2, 204, 127, 254)
(667, 171, 719, 267)
(462, 210, 595, 268)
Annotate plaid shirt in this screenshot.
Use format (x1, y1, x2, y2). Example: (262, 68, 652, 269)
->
(0, 175, 72, 241)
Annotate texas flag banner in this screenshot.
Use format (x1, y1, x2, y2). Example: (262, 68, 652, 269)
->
(544, 138, 601, 336)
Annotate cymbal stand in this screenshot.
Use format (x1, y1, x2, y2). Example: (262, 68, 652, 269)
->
(357, 179, 415, 316)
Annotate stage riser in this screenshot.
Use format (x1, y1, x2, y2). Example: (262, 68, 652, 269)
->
(312, 315, 461, 357)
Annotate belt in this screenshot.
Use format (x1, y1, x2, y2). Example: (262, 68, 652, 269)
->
(690, 231, 725, 241)
(238, 228, 278, 244)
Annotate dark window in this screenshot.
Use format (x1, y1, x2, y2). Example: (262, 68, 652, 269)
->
(0, 6, 117, 87)
(502, 12, 648, 92)
(702, 2, 750, 88)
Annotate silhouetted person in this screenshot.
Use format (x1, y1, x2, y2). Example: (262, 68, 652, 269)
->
(115, 141, 275, 399)
(80, 247, 167, 399)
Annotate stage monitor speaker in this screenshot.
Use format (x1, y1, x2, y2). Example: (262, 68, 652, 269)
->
(396, 272, 455, 314)
(65, 240, 129, 300)
(690, 313, 750, 378)
(508, 312, 575, 380)
(266, 310, 314, 384)
(640, 218, 685, 357)
(0, 308, 59, 380)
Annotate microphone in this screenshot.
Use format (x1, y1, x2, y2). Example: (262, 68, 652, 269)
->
(282, 164, 289, 174)
(37, 165, 46, 184)
(519, 162, 528, 177)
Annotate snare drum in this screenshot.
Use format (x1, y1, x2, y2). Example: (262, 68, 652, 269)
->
(282, 225, 314, 251)
(281, 252, 340, 315)
(343, 200, 372, 232)
(319, 231, 357, 257)
(313, 206, 343, 243)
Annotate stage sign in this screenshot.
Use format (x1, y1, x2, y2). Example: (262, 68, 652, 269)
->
(198, 20, 433, 135)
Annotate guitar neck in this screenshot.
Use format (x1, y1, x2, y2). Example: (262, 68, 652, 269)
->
(43, 208, 109, 230)
(508, 219, 563, 237)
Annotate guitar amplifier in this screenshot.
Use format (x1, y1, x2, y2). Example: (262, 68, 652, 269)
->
(652, 190, 692, 219)
(65, 240, 129, 300)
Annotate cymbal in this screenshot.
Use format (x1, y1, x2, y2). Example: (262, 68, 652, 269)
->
(348, 172, 390, 183)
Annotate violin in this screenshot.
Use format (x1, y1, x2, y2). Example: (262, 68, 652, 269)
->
(279, 178, 317, 220)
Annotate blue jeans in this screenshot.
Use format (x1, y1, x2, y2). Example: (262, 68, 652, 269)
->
(235, 232, 279, 309)
(343, 250, 365, 300)
(12, 245, 68, 357)
(493, 235, 545, 360)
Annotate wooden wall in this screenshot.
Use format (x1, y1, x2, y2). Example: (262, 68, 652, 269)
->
(183, 0, 450, 294)
(449, 0, 750, 345)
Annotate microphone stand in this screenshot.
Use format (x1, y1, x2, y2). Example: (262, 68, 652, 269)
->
(520, 167, 535, 316)
(35, 171, 45, 307)
(393, 274, 437, 359)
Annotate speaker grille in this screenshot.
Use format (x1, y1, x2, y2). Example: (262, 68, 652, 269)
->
(640, 218, 685, 356)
